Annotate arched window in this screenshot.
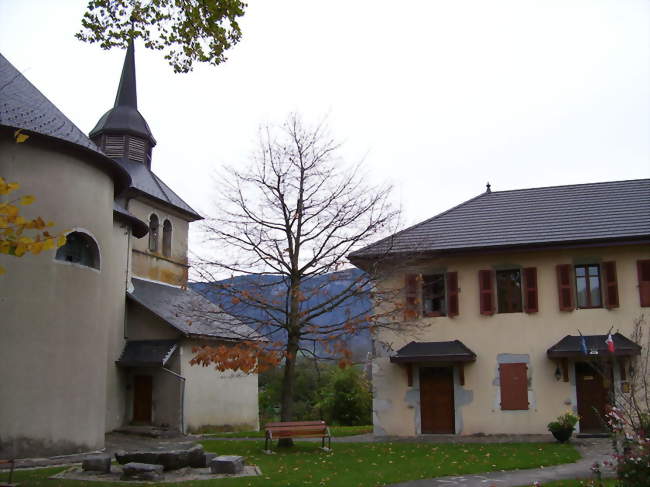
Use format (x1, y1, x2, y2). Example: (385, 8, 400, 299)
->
(55, 231, 100, 269)
(148, 214, 159, 252)
(162, 219, 172, 257)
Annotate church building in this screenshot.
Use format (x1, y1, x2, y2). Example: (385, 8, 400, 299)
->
(0, 44, 259, 459)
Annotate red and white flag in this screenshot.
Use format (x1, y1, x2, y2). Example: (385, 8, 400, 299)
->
(606, 333, 615, 353)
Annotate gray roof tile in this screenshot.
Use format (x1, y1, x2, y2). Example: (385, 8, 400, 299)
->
(128, 278, 258, 341)
(350, 179, 650, 258)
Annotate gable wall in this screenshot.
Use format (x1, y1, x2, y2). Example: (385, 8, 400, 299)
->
(372, 243, 650, 436)
(127, 198, 189, 286)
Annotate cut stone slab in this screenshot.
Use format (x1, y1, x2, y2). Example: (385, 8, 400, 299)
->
(120, 462, 164, 482)
(82, 454, 111, 473)
(115, 450, 159, 465)
(210, 455, 245, 474)
(187, 445, 207, 468)
(157, 450, 190, 471)
(200, 452, 218, 468)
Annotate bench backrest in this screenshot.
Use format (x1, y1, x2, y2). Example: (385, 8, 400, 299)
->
(264, 421, 328, 438)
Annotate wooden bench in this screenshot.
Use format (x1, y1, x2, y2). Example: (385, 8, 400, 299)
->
(0, 458, 16, 486)
(264, 421, 331, 452)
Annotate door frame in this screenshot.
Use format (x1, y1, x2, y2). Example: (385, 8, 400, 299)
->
(132, 374, 153, 424)
(417, 365, 456, 434)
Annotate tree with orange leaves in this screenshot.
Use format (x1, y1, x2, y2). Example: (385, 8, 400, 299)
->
(191, 115, 401, 444)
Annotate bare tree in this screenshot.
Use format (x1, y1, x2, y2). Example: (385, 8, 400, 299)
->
(192, 115, 401, 439)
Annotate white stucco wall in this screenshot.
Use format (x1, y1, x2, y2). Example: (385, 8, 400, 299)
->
(0, 136, 126, 457)
(180, 340, 259, 433)
(372, 244, 650, 436)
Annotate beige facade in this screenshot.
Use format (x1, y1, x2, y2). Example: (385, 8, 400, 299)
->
(372, 244, 650, 436)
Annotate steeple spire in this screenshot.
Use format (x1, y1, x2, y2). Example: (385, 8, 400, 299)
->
(114, 40, 138, 109)
(89, 41, 156, 166)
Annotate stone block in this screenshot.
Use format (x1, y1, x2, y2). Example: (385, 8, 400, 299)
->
(121, 462, 164, 482)
(187, 445, 206, 468)
(201, 452, 218, 468)
(82, 454, 111, 473)
(210, 455, 245, 474)
(157, 450, 190, 471)
(115, 450, 159, 465)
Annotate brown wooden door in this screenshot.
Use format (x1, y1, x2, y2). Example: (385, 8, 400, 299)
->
(575, 362, 611, 433)
(133, 375, 153, 423)
(420, 367, 455, 434)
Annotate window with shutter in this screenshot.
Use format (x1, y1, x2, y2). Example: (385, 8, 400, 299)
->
(575, 264, 602, 308)
(446, 272, 459, 317)
(496, 269, 523, 313)
(499, 363, 529, 410)
(638, 260, 650, 307)
(404, 274, 419, 321)
(422, 273, 446, 316)
(523, 267, 538, 313)
(602, 261, 619, 309)
(478, 270, 494, 315)
(556, 264, 574, 311)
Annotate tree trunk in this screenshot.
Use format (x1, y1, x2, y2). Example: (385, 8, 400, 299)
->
(278, 329, 300, 447)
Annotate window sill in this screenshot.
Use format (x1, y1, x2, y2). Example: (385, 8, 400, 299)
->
(423, 312, 446, 318)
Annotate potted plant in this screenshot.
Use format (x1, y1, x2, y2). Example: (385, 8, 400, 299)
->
(547, 411, 579, 443)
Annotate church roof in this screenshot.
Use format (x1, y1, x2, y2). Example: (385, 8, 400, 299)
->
(89, 42, 156, 145)
(117, 158, 202, 220)
(128, 278, 260, 341)
(0, 52, 130, 192)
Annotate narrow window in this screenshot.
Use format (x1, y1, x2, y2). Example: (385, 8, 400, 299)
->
(499, 363, 529, 410)
(496, 269, 522, 313)
(55, 231, 100, 269)
(422, 274, 446, 316)
(162, 219, 172, 257)
(575, 264, 602, 308)
(148, 214, 159, 252)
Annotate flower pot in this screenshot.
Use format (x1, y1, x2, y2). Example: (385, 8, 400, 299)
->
(551, 428, 574, 443)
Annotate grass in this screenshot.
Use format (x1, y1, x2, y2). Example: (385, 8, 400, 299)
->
(202, 424, 373, 438)
(10, 440, 580, 487)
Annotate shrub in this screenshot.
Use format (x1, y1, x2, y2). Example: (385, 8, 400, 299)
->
(547, 411, 579, 433)
(318, 366, 372, 426)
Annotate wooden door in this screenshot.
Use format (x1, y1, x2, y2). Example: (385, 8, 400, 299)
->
(420, 367, 455, 434)
(133, 375, 153, 423)
(575, 362, 611, 433)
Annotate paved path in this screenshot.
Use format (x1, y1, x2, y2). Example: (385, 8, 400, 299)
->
(386, 438, 614, 487)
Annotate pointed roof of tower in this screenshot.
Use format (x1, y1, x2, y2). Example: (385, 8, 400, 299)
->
(89, 41, 156, 145)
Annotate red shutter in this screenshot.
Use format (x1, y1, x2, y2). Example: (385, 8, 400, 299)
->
(404, 274, 420, 320)
(478, 270, 494, 315)
(523, 267, 538, 313)
(638, 260, 650, 307)
(499, 363, 529, 410)
(556, 264, 574, 311)
(602, 261, 619, 309)
(446, 271, 459, 317)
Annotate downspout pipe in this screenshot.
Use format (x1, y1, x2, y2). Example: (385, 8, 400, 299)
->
(162, 367, 186, 434)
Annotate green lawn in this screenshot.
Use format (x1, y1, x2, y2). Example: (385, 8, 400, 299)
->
(201, 425, 372, 438)
(9, 441, 580, 487)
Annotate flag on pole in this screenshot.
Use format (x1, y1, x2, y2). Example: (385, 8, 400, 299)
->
(580, 334, 588, 355)
(606, 333, 615, 353)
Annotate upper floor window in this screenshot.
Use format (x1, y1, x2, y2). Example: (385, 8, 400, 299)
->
(162, 219, 172, 257)
(575, 264, 602, 308)
(496, 269, 522, 313)
(148, 214, 159, 252)
(55, 231, 100, 270)
(404, 272, 458, 320)
(422, 274, 446, 316)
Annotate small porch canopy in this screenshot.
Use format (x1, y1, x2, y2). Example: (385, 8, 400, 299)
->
(547, 333, 641, 359)
(390, 340, 476, 386)
(546, 333, 640, 382)
(116, 340, 178, 368)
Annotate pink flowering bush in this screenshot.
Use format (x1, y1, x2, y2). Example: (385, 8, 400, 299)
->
(606, 406, 650, 486)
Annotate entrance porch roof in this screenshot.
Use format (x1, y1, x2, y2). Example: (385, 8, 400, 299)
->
(116, 340, 178, 368)
(547, 333, 641, 359)
(389, 340, 476, 363)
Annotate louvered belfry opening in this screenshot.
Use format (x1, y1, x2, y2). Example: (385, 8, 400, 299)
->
(93, 134, 151, 166)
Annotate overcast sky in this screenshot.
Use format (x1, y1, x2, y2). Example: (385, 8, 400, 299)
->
(1, 0, 648, 252)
